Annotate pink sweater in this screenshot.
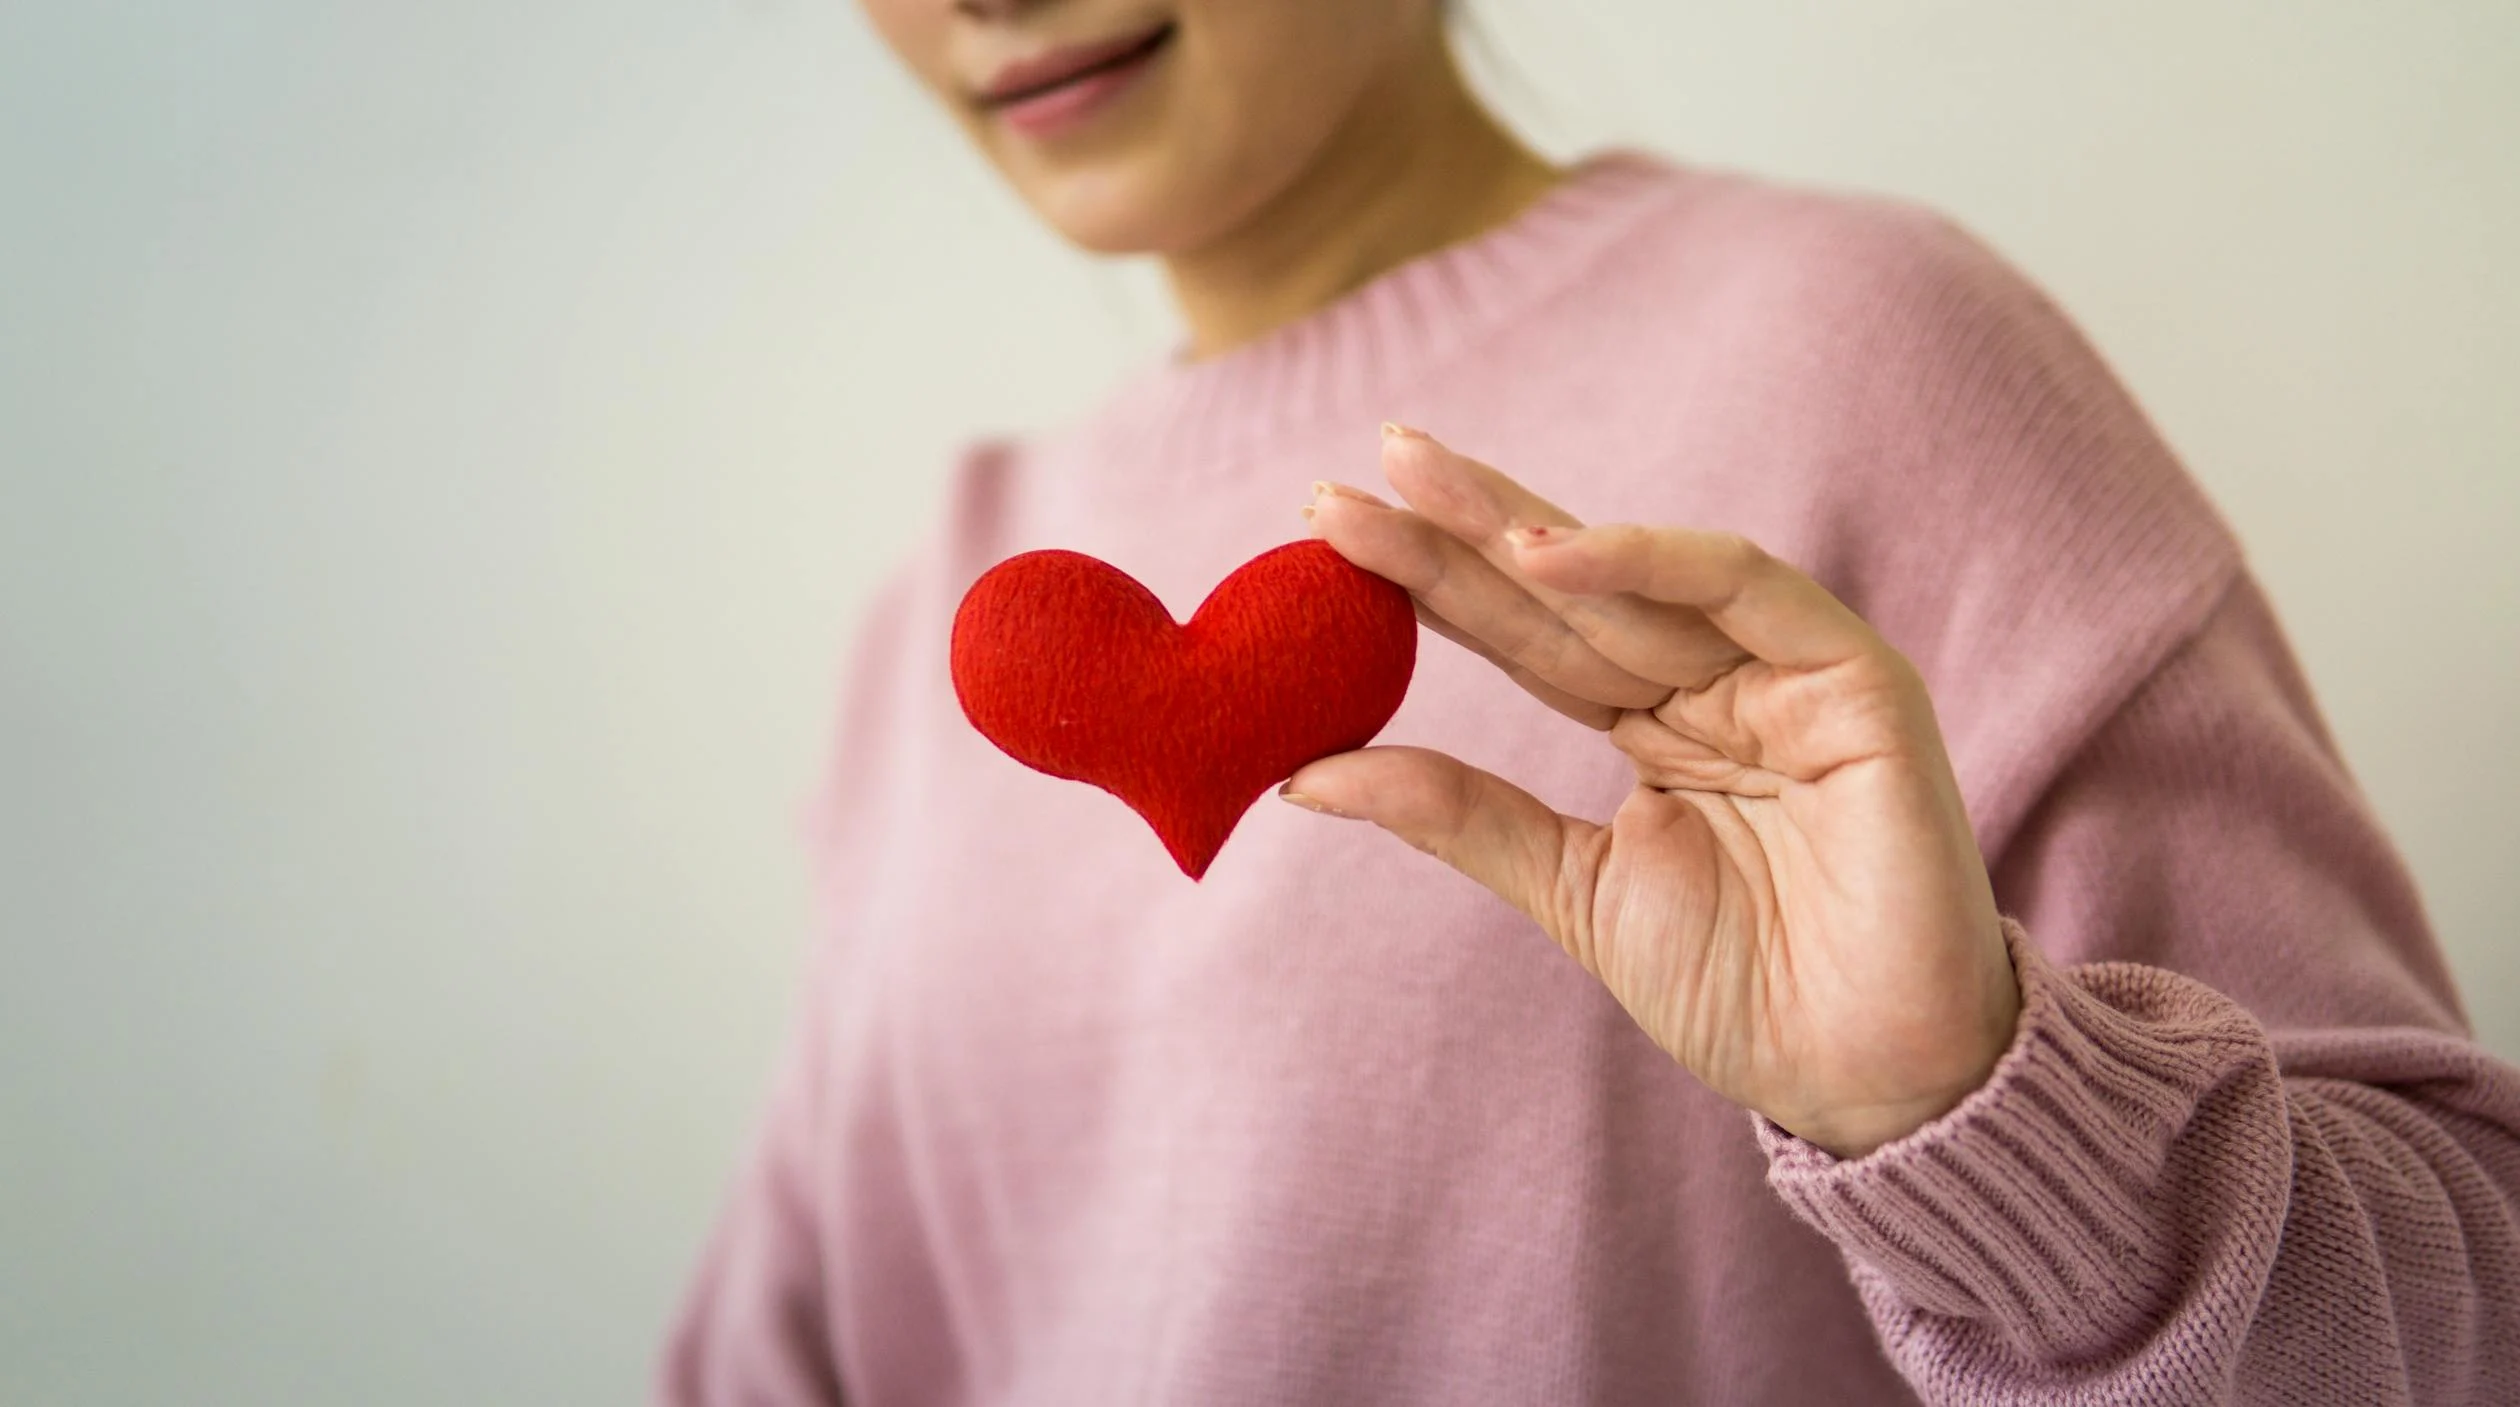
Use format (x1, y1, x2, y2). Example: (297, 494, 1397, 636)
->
(661, 154, 2520, 1404)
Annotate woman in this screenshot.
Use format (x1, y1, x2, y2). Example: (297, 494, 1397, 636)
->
(663, 2, 2520, 1402)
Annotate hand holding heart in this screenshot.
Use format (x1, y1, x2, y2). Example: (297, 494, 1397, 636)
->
(1288, 427, 2020, 1158)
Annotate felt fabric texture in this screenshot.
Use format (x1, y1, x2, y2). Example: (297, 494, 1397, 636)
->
(948, 540, 1417, 879)
(659, 153, 2520, 1406)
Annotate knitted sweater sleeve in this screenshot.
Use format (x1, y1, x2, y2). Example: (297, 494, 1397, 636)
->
(655, 934, 850, 1407)
(653, 556, 942, 1407)
(1755, 574, 2520, 1404)
(653, 443, 1018, 1406)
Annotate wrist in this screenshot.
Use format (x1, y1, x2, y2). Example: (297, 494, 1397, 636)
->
(1777, 927, 2026, 1159)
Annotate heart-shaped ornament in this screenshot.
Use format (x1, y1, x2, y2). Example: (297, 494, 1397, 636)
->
(950, 540, 1418, 878)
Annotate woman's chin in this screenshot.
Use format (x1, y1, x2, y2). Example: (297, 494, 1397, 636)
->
(1011, 160, 1250, 258)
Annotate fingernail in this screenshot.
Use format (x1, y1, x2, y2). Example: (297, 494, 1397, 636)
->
(1278, 785, 1355, 818)
(1312, 480, 1372, 504)
(1380, 421, 1427, 441)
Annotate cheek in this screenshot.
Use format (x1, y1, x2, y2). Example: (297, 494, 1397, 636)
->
(1186, 0, 1415, 130)
(1155, 3, 1418, 207)
(890, 0, 1439, 255)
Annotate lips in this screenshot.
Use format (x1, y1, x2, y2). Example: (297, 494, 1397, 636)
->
(975, 23, 1174, 137)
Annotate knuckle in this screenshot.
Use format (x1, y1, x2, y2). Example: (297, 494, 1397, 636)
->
(1493, 607, 1557, 673)
(1443, 761, 1488, 830)
(1605, 523, 1657, 555)
(1397, 520, 1460, 592)
(1706, 531, 1769, 572)
(1846, 644, 1926, 701)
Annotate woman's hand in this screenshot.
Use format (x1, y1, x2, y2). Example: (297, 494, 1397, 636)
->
(1288, 426, 2020, 1158)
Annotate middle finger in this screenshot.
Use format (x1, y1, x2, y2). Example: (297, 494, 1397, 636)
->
(1378, 427, 1751, 689)
(1306, 482, 1670, 712)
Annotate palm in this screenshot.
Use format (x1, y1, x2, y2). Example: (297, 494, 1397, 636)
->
(1296, 430, 2017, 1157)
(1585, 732, 1995, 1149)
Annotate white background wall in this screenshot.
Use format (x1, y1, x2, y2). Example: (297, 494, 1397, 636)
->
(4, 2, 2513, 1402)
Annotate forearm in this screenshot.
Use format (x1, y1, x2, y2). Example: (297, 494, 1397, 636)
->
(1760, 926, 2520, 1404)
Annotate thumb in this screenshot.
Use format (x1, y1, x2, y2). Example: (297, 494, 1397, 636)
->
(1281, 746, 1590, 934)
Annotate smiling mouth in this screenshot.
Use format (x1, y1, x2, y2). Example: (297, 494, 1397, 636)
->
(976, 23, 1176, 113)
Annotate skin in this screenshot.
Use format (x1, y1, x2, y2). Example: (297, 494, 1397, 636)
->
(857, 0, 1557, 353)
(861, 0, 2021, 1158)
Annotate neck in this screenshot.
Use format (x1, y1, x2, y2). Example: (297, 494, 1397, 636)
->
(1163, 43, 1559, 359)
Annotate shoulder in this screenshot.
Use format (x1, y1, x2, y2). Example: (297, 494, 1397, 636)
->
(1571, 158, 2082, 397)
(1562, 154, 1972, 283)
(1559, 159, 2248, 848)
(804, 436, 1024, 865)
(1559, 160, 2236, 575)
(826, 437, 1028, 738)
(1527, 161, 2177, 522)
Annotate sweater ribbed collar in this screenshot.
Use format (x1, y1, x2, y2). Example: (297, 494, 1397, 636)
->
(1064, 150, 1691, 474)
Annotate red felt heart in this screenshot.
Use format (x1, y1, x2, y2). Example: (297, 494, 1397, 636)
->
(950, 540, 1418, 879)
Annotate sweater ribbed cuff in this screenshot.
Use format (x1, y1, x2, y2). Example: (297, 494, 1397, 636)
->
(1756, 919, 2276, 1357)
